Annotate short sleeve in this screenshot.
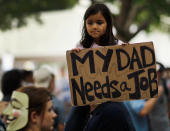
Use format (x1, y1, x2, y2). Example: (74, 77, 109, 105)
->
(128, 100, 145, 114)
(118, 40, 124, 45)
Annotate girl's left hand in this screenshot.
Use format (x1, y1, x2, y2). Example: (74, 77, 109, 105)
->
(122, 43, 130, 46)
(72, 48, 81, 53)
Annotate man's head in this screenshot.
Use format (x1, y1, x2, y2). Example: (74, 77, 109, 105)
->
(1, 69, 22, 101)
(21, 70, 34, 87)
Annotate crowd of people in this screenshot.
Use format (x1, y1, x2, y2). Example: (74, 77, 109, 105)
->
(0, 2, 169, 131)
(0, 66, 68, 131)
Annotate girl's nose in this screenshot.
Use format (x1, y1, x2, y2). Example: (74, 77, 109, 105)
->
(92, 23, 97, 29)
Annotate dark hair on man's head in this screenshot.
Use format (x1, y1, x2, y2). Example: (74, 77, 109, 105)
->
(81, 2, 118, 48)
(1, 69, 22, 100)
(21, 70, 33, 80)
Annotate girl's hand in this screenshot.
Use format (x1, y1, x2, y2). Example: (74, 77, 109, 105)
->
(122, 43, 130, 46)
(72, 48, 81, 53)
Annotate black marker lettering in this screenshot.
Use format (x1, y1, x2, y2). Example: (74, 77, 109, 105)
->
(127, 69, 145, 99)
(96, 49, 113, 72)
(140, 46, 155, 68)
(71, 51, 95, 76)
(130, 47, 143, 70)
(148, 68, 158, 97)
(71, 77, 86, 105)
(116, 49, 130, 71)
(94, 81, 102, 99)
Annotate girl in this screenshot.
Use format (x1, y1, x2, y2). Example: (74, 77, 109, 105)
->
(65, 3, 134, 131)
(74, 2, 122, 51)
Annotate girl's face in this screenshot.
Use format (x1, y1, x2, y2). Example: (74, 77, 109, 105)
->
(86, 12, 107, 42)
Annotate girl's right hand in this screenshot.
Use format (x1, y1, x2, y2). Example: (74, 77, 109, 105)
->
(72, 48, 81, 53)
(122, 43, 130, 46)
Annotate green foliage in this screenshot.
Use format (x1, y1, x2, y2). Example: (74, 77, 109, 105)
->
(134, 0, 170, 32)
(98, 0, 170, 41)
(0, 0, 78, 31)
(1, 0, 170, 41)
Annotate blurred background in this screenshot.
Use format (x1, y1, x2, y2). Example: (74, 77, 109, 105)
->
(0, 0, 170, 118)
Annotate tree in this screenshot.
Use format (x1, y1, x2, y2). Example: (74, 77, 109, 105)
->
(92, 0, 170, 42)
(0, 0, 78, 31)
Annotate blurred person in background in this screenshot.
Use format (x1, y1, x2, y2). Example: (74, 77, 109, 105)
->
(1, 69, 23, 102)
(124, 62, 169, 131)
(163, 67, 170, 120)
(149, 62, 170, 131)
(3, 86, 56, 131)
(21, 70, 34, 87)
(0, 69, 23, 130)
(34, 66, 66, 131)
(56, 65, 71, 118)
(124, 98, 159, 131)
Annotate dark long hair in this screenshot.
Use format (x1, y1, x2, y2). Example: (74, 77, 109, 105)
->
(80, 3, 118, 48)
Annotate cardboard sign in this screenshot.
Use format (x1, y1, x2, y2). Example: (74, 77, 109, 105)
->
(66, 42, 158, 106)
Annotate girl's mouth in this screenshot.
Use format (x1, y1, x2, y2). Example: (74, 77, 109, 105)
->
(92, 31, 99, 34)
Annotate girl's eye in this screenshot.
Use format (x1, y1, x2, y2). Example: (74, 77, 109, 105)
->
(87, 21, 93, 25)
(97, 21, 103, 25)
